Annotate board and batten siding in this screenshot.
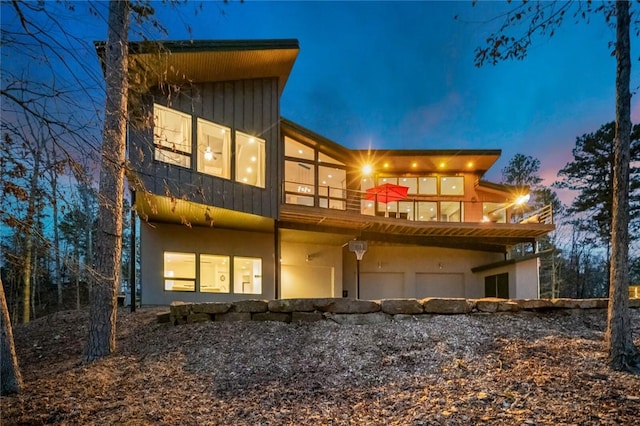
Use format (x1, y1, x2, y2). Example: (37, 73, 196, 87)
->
(128, 77, 280, 219)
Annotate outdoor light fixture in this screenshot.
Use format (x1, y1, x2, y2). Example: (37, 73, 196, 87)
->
(515, 194, 531, 205)
(362, 164, 373, 175)
(204, 146, 213, 161)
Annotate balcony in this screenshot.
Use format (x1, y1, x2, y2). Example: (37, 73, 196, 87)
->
(280, 184, 555, 252)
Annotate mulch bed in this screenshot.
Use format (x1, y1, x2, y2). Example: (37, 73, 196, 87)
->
(2, 307, 639, 425)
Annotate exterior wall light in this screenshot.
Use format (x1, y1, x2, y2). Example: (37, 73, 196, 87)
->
(515, 194, 531, 205)
(362, 164, 373, 175)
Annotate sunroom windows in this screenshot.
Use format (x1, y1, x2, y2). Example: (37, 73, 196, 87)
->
(164, 251, 262, 294)
(153, 104, 265, 188)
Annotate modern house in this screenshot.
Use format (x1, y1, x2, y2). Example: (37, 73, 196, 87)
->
(118, 39, 554, 305)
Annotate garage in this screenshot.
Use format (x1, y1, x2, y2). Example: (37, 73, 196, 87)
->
(359, 272, 405, 300)
(415, 273, 465, 298)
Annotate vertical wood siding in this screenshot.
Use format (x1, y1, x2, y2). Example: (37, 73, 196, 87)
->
(129, 78, 280, 219)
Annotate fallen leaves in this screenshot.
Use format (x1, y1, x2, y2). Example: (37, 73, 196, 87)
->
(1, 308, 639, 425)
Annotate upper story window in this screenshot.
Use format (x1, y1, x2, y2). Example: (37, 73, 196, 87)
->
(236, 131, 265, 188)
(440, 176, 464, 196)
(197, 118, 230, 179)
(153, 104, 192, 168)
(418, 177, 437, 195)
(284, 136, 346, 209)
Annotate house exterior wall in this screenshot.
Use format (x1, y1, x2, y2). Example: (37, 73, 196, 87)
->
(475, 257, 541, 299)
(280, 240, 344, 298)
(342, 245, 502, 299)
(129, 78, 281, 219)
(139, 222, 276, 305)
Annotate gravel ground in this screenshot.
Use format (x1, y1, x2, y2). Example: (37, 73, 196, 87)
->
(2, 307, 640, 425)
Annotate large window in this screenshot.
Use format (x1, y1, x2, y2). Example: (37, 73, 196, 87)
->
(440, 176, 464, 196)
(418, 177, 437, 195)
(483, 202, 507, 223)
(164, 252, 195, 291)
(200, 254, 230, 293)
(284, 136, 346, 209)
(234, 257, 262, 294)
(440, 201, 462, 222)
(236, 131, 265, 188)
(416, 201, 438, 221)
(485, 273, 509, 298)
(154, 104, 192, 168)
(197, 119, 230, 179)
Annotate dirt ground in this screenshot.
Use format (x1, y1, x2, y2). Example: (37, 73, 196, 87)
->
(2, 307, 640, 425)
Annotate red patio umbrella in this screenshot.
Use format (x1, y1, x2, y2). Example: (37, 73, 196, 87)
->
(365, 183, 409, 204)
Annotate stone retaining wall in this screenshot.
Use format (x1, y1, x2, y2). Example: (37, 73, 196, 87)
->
(163, 297, 640, 326)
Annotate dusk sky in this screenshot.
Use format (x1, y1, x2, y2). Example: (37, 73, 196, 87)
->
(3, 1, 639, 201)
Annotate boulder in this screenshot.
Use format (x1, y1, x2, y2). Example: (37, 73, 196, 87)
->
(553, 298, 608, 309)
(187, 313, 211, 323)
(233, 300, 269, 313)
(252, 312, 291, 322)
(268, 299, 316, 313)
(192, 302, 232, 314)
(421, 298, 473, 314)
(325, 312, 390, 325)
(170, 301, 191, 317)
(380, 299, 424, 315)
(291, 312, 324, 323)
(156, 311, 171, 324)
(314, 298, 381, 314)
(516, 299, 554, 310)
(476, 298, 520, 313)
(214, 312, 251, 322)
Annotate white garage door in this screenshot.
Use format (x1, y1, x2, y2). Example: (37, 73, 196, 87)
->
(415, 273, 465, 298)
(281, 265, 334, 298)
(360, 272, 404, 300)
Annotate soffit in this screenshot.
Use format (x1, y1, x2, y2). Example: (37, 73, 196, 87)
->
(350, 149, 501, 175)
(100, 39, 300, 95)
(135, 193, 274, 232)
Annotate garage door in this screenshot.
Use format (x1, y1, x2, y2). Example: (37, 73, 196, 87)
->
(360, 272, 404, 300)
(415, 273, 465, 298)
(281, 265, 334, 298)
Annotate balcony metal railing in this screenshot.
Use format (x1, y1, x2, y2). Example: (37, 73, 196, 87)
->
(283, 181, 554, 226)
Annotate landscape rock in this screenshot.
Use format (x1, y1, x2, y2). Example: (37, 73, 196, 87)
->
(381, 299, 423, 315)
(476, 298, 520, 313)
(252, 312, 291, 322)
(268, 299, 316, 312)
(516, 299, 555, 310)
(324, 312, 390, 325)
(187, 313, 211, 323)
(215, 312, 251, 322)
(292, 312, 324, 323)
(314, 298, 381, 314)
(422, 298, 473, 314)
(192, 302, 233, 314)
(553, 298, 608, 309)
(234, 300, 269, 313)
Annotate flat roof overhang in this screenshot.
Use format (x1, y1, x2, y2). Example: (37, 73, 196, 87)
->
(134, 193, 274, 232)
(97, 39, 300, 95)
(279, 204, 554, 253)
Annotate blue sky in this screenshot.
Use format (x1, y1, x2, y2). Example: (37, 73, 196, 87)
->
(3, 1, 639, 196)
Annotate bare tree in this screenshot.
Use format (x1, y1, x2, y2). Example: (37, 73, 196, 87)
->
(0, 276, 22, 395)
(84, 0, 130, 362)
(471, 0, 639, 372)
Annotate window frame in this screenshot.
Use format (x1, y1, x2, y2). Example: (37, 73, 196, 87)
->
(153, 104, 193, 168)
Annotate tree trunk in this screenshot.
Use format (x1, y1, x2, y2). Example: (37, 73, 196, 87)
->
(85, 0, 129, 362)
(606, 0, 640, 373)
(1, 277, 23, 395)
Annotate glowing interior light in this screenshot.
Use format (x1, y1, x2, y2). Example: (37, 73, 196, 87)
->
(242, 177, 248, 182)
(482, 216, 490, 222)
(250, 156, 257, 162)
(204, 146, 213, 161)
(246, 167, 253, 173)
(249, 137, 255, 143)
(298, 149, 303, 154)
(328, 174, 332, 178)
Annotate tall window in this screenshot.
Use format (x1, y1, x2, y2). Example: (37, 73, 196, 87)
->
(163, 252, 195, 291)
(234, 257, 262, 294)
(440, 201, 462, 222)
(319, 166, 346, 209)
(153, 104, 192, 168)
(236, 131, 265, 188)
(197, 119, 230, 179)
(485, 273, 509, 298)
(200, 254, 230, 293)
(418, 177, 437, 195)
